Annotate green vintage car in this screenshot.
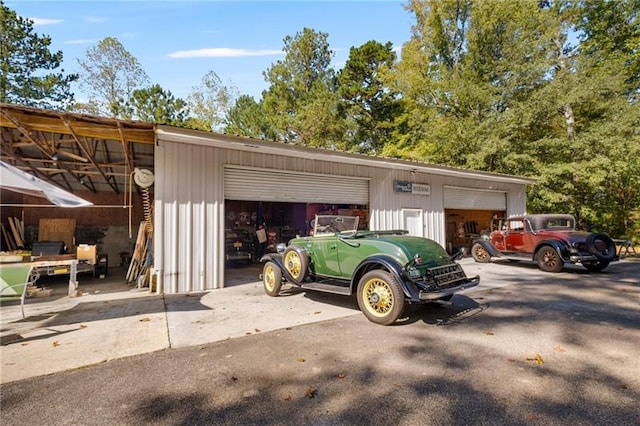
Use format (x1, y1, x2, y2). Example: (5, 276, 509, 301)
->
(261, 215, 479, 325)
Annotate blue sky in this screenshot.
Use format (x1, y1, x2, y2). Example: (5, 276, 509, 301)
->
(8, 1, 415, 101)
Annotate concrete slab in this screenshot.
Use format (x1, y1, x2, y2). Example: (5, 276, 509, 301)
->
(2, 257, 636, 384)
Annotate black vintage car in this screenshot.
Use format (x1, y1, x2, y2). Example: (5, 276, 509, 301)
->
(225, 229, 253, 264)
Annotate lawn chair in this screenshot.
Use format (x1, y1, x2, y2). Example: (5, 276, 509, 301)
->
(0, 265, 40, 319)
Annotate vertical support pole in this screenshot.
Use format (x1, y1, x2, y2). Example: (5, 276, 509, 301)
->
(68, 260, 79, 297)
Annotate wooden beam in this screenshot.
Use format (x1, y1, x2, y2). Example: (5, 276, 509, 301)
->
(60, 115, 120, 193)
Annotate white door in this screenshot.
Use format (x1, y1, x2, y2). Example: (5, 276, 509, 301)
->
(402, 209, 424, 237)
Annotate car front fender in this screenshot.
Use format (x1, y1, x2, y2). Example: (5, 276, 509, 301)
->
(260, 253, 300, 285)
(472, 239, 503, 257)
(351, 255, 420, 300)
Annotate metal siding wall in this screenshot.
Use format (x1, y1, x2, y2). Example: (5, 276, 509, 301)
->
(155, 140, 225, 293)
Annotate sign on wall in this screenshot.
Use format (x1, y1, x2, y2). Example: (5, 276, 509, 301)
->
(394, 181, 431, 196)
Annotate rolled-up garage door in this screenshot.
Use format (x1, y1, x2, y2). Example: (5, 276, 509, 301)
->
(444, 186, 506, 210)
(224, 166, 369, 205)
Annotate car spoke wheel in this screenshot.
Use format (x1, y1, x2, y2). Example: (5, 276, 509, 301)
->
(357, 270, 404, 325)
(283, 246, 308, 282)
(263, 261, 282, 297)
(471, 243, 491, 263)
(535, 246, 563, 273)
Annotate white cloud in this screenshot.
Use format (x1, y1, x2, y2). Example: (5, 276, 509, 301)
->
(31, 18, 63, 26)
(168, 48, 282, 59)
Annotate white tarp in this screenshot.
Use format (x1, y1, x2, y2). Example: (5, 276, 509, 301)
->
(0, 161, 92, 207)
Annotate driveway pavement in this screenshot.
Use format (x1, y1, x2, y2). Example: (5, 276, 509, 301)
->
(1, 257, 638, 425)
(1, 258, 638, 384)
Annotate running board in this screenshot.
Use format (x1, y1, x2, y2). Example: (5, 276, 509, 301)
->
(300, 281, 352, 296)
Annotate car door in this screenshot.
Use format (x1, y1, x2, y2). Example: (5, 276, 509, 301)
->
(308, 235, 342, 278)
(505, 219, 526, 253)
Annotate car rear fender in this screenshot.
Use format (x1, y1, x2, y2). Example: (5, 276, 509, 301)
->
(260, 253, 300, 285)
(351, 255, 419, 300)
(533, 240, 570, 261)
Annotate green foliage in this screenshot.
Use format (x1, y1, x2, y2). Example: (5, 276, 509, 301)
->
(186, 70, 237, 132)
(0, 1, 77, 109)
(382, 0, 639, 237)
(262, 28, 342, 146)
(337, 40, 402, 154)
(224, 95, 277, 140)
(75, 37, 149, 117)
(112, 84, 188, 126)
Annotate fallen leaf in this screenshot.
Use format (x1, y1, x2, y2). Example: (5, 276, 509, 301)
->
(283, 394, 292, 401)
(619, 384, 629, 390)
(526, 354, 544, 365)
(296, 358, 305, 363)
(245, 332, 252, 335)
(553, 346, 566, 353)
(314, 311, 321, 315)
(485, 331, 495, 336)
(80, 324, 88, 329)
(255, 328, 261, 333)
(336, 373, 346, 379)
(526, 414, 539, 421)
(305, 387, 317, 398)
(231, 375, 238, 382)
(52, 341, 60, 347)
(21, 343, 28, 346)
(139, 317, 151, 322)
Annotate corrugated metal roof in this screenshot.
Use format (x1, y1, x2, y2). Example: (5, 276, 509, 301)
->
(1, 103, 155, 195)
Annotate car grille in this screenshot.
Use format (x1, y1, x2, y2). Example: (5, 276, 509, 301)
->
(423, 263, 468, 288)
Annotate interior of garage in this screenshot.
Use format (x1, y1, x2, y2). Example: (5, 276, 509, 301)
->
(445, 208, 505, 254)
(224, 199, 369, 275)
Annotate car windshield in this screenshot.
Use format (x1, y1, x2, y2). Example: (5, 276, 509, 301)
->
(313, 215, 359, 235)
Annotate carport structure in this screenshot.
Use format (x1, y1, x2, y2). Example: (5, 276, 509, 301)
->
(0, 103, 154, 196)
(0, 103, 155, 278)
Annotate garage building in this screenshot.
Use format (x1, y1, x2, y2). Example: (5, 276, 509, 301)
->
(1, 104, 533, 295)
(154, 126, 533, 294)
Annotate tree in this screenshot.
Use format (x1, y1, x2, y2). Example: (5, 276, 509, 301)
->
(337, 40, 402, 154)
(224, 95, 277, 140)
(112, 84, 188, 126)
(576, 0, 640, 96)
(0, 1, 77, 109)
(75, 37, 149, 117)
(262, 28, 342, 147)
(388, 0, 639, 236)
(186, 70, 237, 132)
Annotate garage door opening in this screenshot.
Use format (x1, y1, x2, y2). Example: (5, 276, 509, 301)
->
(445, 209, 506, 254)
(443, 186, 507, 254)
(223, 166, 370, 286)
(224, 200, 369, 286)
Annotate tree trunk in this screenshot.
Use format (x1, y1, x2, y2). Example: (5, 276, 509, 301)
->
(555, 33, 576, 139)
